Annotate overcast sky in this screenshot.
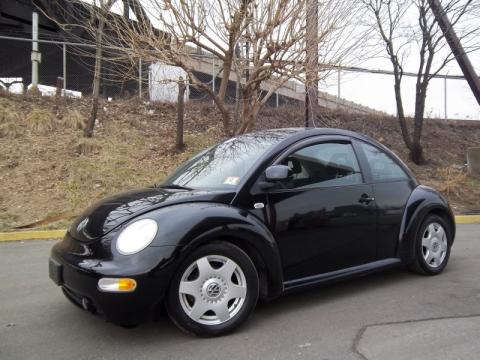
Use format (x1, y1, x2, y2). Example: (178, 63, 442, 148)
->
(319, 1, 480, 120)
(321, 55, 480, 120)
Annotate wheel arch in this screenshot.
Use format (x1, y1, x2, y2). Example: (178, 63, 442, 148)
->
(398, 185, 455, 264)
(145, 202, 284, 300)
(210, 235, 273, 301)
(178, 227, 284, 301)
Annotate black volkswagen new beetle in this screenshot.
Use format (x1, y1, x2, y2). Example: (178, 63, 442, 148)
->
(49, 128, 455, 336)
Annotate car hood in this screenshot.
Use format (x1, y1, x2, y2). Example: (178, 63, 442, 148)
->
(69, 187, 236, 241)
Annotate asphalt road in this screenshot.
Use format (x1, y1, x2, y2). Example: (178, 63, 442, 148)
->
(1, 225, 479, 360)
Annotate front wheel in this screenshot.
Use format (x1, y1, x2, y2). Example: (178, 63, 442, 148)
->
(408, 214, 452, 275)
(166, 242, 259, 336)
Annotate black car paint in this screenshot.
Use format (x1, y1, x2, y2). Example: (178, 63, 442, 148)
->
(258, 135, 378, 280)
(398, 184, 455, 263)
(50, 128, 455, 326)
(69, 187, 236, 241)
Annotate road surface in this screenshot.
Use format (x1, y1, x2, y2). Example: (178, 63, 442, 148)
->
(1, 224, 479, 360)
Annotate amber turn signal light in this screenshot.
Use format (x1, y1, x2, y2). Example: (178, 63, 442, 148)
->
(98, 278, 137, 292)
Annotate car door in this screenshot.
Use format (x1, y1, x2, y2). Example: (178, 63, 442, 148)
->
(264, 137, 377, 281)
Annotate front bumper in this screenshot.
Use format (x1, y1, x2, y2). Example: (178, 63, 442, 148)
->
(49, 232, 177, 326)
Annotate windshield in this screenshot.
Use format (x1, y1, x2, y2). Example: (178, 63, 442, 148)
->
(162, 130, 296, 190)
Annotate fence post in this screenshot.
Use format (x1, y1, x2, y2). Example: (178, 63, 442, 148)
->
(63, 43, 67, 95)
(55, 77, 64, 99)
(212, 58, 216, 105)
(31, 10, 40, 90)
(176, 77, 186, 151)
(276, 91, 279, 108)
(139, 58, 142, 98)
(212, 58, 216, 94)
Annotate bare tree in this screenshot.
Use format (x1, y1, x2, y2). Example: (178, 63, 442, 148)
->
(234, 0, 308, 134)
(44, 0, 368, 137)
(91, 0, 367, 135)
(363, 0, 480, 164)
(95, 0, 253, 135)
(233, 0, 367, 134)
(83, 0, 115, 138)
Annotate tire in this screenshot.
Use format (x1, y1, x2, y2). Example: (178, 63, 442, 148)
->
(408, 214, 452, 275)
(166, 241, 259, 336)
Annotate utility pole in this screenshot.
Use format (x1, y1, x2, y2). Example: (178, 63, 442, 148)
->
(444, 74, 448, 120)
(31, 10, 41, 91)
(305, 0, 319, 127)
(428, 0, 480, 105)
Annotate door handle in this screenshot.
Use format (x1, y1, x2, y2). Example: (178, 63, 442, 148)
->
(359, 194, 375, 204)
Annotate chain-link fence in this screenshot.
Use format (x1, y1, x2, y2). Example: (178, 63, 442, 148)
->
(1, 35, 478, 120)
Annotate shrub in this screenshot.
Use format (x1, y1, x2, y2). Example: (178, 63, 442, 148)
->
(437, 166, 467, 197)
(62, 109, 87, 130)
(0, 100, 20, 125)
(25, 109, 55, 133)
(75, 138, 102, 156)
(0, 122, 23, 138)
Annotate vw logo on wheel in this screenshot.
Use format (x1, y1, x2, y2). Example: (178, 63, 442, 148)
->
(206, 282, 221, 298)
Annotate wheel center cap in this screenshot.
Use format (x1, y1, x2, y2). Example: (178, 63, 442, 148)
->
(206, 282, 221, 297)
(432, 241, 439, 252)
(202, 278, 225, 300)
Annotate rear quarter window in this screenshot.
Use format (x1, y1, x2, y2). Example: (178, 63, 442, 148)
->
(359, 142, 409, 181)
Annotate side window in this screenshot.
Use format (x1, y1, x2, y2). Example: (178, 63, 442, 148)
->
(279, 142, 362, 189)
(359, 142, 408, 181)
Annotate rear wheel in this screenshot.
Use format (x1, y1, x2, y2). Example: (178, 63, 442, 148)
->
(166, 242, 259, 336)
(408, 215, 452, 275)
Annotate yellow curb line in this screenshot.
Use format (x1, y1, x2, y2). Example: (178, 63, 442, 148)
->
(455, 215, 480, 224)
(0, 230, 66, 242)
(0, 215, 479, 242)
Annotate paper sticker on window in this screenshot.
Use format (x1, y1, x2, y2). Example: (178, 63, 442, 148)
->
(223, 176, 240, 185)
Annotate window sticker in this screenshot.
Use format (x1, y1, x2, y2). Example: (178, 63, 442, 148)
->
(223, 176, 240, 185)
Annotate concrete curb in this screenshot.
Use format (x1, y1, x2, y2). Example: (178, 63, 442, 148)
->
(1, 215, 479, 242)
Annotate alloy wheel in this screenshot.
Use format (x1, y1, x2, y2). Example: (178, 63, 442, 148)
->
(421, 222, 448, 268)
(178, 255, 247, 325)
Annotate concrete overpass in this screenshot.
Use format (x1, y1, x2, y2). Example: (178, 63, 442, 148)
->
(188, 54, 385, 115)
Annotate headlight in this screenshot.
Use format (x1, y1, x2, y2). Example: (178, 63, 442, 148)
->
(116, 219, 158, 255)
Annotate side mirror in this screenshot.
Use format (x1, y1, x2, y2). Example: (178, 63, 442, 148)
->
(265, 165, 291, 182)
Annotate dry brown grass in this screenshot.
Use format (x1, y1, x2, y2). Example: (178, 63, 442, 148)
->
(62, 109, 87, 130)
(0, 122, 23, 138)
(0, 99, 21, 124)
(0, 94, 479, 231)
(25, 108, 56, 133)
(436, 167, 468, 197)
(75, 137, 102, 156)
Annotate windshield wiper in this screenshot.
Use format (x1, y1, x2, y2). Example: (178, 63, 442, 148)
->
(157, 184, 194, 191)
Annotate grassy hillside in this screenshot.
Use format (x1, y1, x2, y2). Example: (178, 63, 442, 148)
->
(0, 93, 479, 231)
